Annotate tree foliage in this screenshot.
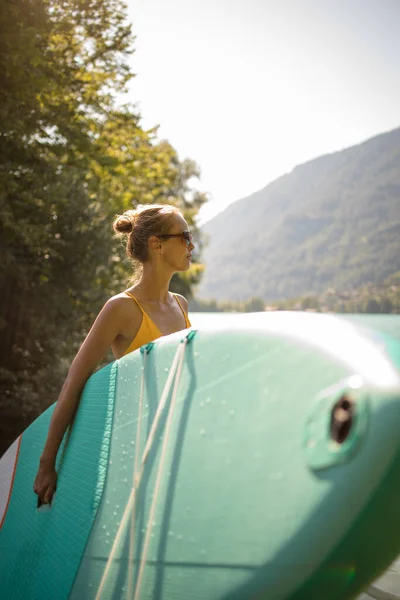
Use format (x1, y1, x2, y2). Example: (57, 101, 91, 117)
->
(0, 0, 207, 455)
(191, 272, 400, 315)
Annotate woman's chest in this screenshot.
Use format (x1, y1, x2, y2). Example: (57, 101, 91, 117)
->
(142, 301, 187, 336)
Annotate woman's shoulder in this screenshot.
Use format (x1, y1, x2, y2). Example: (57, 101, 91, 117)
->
(104, 291, 143, 320)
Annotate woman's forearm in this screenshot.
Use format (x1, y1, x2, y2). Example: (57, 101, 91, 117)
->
(39, 378, 84, 465)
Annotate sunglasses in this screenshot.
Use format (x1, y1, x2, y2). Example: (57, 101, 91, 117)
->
(156, 230, 193, 247)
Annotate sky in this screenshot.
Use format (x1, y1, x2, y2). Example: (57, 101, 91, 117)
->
(125, 0, 400, 223)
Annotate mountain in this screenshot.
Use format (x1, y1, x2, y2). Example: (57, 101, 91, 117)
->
(196, 128, 400, 301)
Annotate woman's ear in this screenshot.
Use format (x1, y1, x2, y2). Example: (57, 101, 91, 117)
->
(149, 235, 162, 254)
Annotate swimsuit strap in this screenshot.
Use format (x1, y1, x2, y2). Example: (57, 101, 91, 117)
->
(173, 293, 186, 315)
(173, 294, 190, 327)
(125, 291, 189, 326)
(124, 291, 145, 313)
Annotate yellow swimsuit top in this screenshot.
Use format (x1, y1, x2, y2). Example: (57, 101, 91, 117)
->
(123, 292, 191, 356)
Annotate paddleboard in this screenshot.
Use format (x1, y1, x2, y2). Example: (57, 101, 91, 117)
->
(1, 312, 400, 600)
(348, 316, 400, 599)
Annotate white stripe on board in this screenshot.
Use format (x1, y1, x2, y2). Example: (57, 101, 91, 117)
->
(0, 437, 21, 528)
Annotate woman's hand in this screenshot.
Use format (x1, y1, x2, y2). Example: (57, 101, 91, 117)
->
(33, 458, 57, 505)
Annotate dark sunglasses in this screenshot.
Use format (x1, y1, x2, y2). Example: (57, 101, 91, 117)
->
(156, 230, 193, 247)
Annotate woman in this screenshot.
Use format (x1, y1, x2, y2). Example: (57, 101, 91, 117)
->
(34, 204, 194, 505)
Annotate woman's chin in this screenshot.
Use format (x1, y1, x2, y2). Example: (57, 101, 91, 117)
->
(178, 259, 191, 272)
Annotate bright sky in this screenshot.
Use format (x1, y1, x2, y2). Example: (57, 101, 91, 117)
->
(125, 0, 400, 223)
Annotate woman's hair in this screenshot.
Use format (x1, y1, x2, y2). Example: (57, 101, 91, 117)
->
(113, 204, 181, 264)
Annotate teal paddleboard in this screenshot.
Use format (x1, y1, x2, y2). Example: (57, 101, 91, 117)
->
(1, 312, 400, 600)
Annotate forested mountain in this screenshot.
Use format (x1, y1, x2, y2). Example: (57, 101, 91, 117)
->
(197, 128, 400, 301)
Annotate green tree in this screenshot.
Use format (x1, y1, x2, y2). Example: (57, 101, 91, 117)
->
(0, 0, 207, 455)
(244, 297, 266, 312)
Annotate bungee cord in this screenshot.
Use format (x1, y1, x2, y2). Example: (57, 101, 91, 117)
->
(133, 338, 187, 599)
(95, 333, 192, 600)
(126, 347, 148, 600)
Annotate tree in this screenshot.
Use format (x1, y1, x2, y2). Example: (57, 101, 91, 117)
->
(244, 297, 266, 312)
(0, 0, 208, 455)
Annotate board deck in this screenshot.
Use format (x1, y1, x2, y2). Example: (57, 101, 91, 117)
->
(1, 312, 400, 600)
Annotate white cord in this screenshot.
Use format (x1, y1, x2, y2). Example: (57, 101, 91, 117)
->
(127, 349, 147, 599)
(95, 340, 186, 600)
(133, 339, 187, 599)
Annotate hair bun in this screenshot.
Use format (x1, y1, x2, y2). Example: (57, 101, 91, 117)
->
(113, 213, 135, 235)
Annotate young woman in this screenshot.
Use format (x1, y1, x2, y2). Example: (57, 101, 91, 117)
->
(33, 204, 194, 505)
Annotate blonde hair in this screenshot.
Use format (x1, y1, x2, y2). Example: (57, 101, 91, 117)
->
(113, 204, 181, 264)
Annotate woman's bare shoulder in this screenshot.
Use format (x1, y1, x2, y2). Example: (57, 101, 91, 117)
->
(105, 291, 142, 318)
(106, 290, 139, 305)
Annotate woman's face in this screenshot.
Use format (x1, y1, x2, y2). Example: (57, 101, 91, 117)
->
(158, 213, 195, 272)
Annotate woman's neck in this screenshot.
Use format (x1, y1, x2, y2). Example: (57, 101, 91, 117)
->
(131, 264, 173, 304)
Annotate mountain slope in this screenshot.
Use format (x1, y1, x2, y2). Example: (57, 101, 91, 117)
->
(197, 128, 400, 301)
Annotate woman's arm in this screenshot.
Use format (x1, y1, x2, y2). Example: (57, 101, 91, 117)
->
(33, 296, 133, 504)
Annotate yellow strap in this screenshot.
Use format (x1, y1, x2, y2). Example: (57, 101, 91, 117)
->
(125, 291, 189, 326)
(124, 292, 144, 313)
(173, 294, 189, 326)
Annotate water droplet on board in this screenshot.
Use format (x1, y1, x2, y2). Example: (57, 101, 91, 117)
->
(200, 429, 206, 436)
(206, 397, 211, 404)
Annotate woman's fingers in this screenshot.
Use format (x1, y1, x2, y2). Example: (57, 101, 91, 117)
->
(33, 466, 57, 505)
(44, 489, 53, 504)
